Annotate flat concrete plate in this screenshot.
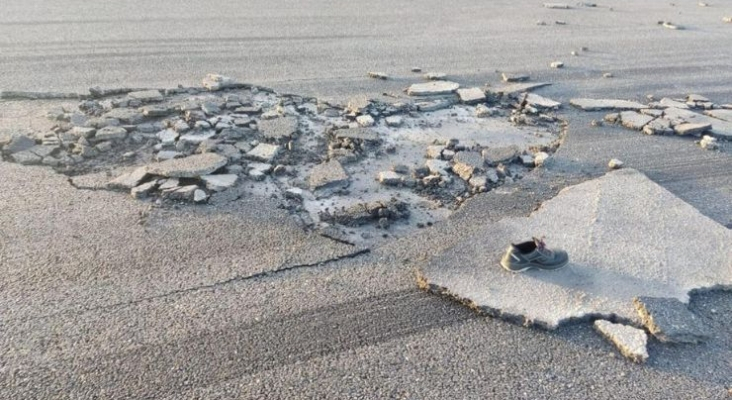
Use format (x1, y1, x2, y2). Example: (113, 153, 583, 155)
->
(421, 169, 732, 329)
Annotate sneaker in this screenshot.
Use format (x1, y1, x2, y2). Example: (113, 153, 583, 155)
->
(500, 237, 569, 272)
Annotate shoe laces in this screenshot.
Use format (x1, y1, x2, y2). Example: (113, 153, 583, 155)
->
(533, 236, 553, 256)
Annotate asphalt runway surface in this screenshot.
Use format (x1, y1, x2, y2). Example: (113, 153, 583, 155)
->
(1, 1, 731, 399)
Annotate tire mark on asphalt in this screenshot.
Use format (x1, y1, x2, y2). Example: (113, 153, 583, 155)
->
(9, 247, 370, 324)
(1, 289, 479, 399)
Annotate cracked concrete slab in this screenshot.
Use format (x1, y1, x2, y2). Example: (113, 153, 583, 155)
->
(420, 169, 732, 329)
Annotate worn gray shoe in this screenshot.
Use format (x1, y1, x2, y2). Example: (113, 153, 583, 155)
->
(500, 237, 569, 272)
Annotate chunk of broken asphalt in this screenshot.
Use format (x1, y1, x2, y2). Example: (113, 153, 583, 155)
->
(593, 320, 648, 363)
(309, 159, 349, 190)
(127, 90, 163, 102)
(258, 116, 298, 140)
(407, 81, 460, 96)
(246, 143, 280, 163)
(674, 122, 712, 136)
(456, 87, 486, 104)
(146, 153, 228, 178)
(633, 296, 711, 344)
(570, 98, 646, 111)
(3, 135, 36, 154)
(108, 166, 149, 190)
(619, 112, 654, 131)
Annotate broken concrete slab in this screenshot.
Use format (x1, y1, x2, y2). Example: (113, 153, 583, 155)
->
(704, 109, 732, 122)
(246, 143, 280, 163)
(309, 160, 349, 191)
(94, 126, 128, 142)
(334, 128, 379, 142)
(3, 135, 36, 154)
(487, 82, 551, 97)
(452, 151, 485, 180)
(127, 90, 163, 102)
(201, 174, 238, 192)
(663, 107, 732, 139)
(482, 146, 519, 165)
(593, 320, 648, 363)
(524, 93, 561, 109)
(179, 131, 216, 144)
(420, 169, 732, 329)
(11, 150, 42, 165)
(146, 153, 228, 178)
(674, 122, 712, 136)
(258, 116, 298, 140)
(619, 112, 655, 130)
(456, 87, 486, 104)
(657, 98, 689, 109)
(130, 180, 158, 199)
(633, 297, 711, 344)
(570, 99, 647, 111)
(642, 118, 674, 135)
(407, 81, 460, 96)
(164, 184, 199, 201)
(425, 159, 451, 176)
(157, 129, 179, 144)
(104, 108, 144, 124)
(108, 166, 150, 190)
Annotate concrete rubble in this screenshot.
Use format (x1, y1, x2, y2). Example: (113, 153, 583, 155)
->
(593, 320, 649, 363)
(570, 98, 646, 111)
(573, 94, 732, 142)
(1, 73, 564, 244)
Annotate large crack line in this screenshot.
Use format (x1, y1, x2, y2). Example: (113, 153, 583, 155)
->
(10, 248, 370, 324)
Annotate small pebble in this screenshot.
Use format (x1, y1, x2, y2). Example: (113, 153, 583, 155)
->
(550, 61, 565, 69)
(608, 158, 624, 169)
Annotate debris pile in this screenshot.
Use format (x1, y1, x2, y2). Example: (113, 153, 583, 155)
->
(1, 73, 564, 243)
(572, 94, 732, 144)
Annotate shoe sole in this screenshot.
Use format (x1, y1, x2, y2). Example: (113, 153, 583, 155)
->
(500, 259, 569, 272)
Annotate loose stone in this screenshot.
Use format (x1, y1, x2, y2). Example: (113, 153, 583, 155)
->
(356, 115, 376, 127)
(456, 87, 487, 104)
(594, 320, 648, 363)
(379, 171, 402, 186)
(246, 143, 281, 163)
(407, 81, 460, 96)
(309, 159, 349, 190)
(367, 71, 389, 80)
(608, 158, 624, 169)
(550, 61, 564, 69)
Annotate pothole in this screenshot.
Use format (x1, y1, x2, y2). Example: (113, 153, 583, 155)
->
(0, 75, 565, 245)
